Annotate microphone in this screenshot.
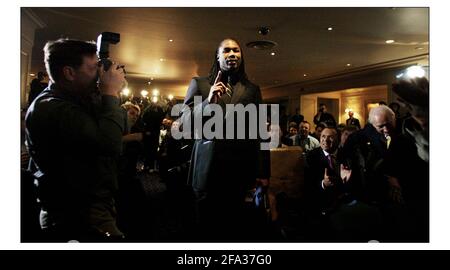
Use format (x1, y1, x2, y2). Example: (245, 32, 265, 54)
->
(225, 74, 233, 97)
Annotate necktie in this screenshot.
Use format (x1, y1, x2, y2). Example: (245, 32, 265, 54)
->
(327, 154, 334, 169)
(225, 79, 233, 97)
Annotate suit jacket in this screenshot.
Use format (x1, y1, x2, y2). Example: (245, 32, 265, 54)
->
(182, 76, 270, 197)
(313, 111, 336, 127)
(340, 124, 389, 203)
(346, 117, 361, 129)
(304, 147, 342, 213)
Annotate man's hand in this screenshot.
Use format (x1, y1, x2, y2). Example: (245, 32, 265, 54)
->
(207, 70, 228, 103)
(387, 176, 405, 204)
(340, 164, 352, 183)
(122, 132, 143, 143)
(98, 62, 126, 97)
(322, 167, 335, 188)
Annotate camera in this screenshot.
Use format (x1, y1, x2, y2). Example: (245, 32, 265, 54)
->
(96, 32, 120, 71)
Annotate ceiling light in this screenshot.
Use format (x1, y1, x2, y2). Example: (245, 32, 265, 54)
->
(346, 63, 351, 67)
(270, 52, 275, 56)
(169, 39, 173, 42)
(159, 58, 165, 62)
(141, 90, 149, 97)
(327, 27, 333, 31)
(246, 40, 278, 50)
(29, 73, 35, 76)
(385, 40, 395, 44)
(303, 74, 307, 77)
(152, 89, 159, 96)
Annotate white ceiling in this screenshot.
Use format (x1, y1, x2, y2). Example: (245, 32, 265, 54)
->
(25, 7, 429, 98)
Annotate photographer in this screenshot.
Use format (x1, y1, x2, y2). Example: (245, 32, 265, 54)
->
(25, 38, 126, 242)
(313, 104, 336, 127)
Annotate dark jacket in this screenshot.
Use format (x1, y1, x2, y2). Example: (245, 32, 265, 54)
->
(182, 76, 270, 197)
(28, 79, 47, 106)
(25, 84, 125, 238)
(313, 111, 336, 127)
(339, 124, 389, 203)
(304, 147, 342, 214)
(346, 117, 361, 129)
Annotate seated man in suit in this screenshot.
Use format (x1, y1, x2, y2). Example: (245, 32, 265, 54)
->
(304, 127, 341, 240)
(305, 127, 341, 214)
(305, 126, 383, 242)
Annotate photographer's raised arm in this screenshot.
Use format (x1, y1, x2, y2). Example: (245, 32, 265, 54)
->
(98, 62, 127, 97)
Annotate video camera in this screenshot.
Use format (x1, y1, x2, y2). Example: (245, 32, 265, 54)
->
(96, 32, 121, 71)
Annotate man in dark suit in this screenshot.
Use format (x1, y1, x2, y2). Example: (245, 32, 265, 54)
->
(306, 126, 382, 242)
(182, 38, 270, 241)
(304, 127, 341, 215)
(345, 110, 361, 129)
(313, 103, 336, 127)
(304, 127, 341, 240)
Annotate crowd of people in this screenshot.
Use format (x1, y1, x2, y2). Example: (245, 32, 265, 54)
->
(21, 37, 429, 243)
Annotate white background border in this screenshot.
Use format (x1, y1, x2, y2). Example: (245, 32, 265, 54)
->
(3, 0, 448, 250)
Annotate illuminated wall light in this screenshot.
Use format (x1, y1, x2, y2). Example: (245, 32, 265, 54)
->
(140, 90, 149, 97)
(346, 63, 351, 67)
(169, 39, 173, 42)
(159, 58, 165, 62)
(152, 89, 159, 96)
(344, 108, 353, 113)
(327, 27, 333, 31)
(168, 94, 174, 100)
(152, 96, 158, 103)
(303, 74, 307, 77)
(29, 73, 35, 76)
(385, 39, 395, 44)
(270, 52, 275, 56)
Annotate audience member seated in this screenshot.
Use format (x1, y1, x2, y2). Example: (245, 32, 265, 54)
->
(293, 121, 319, 154)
